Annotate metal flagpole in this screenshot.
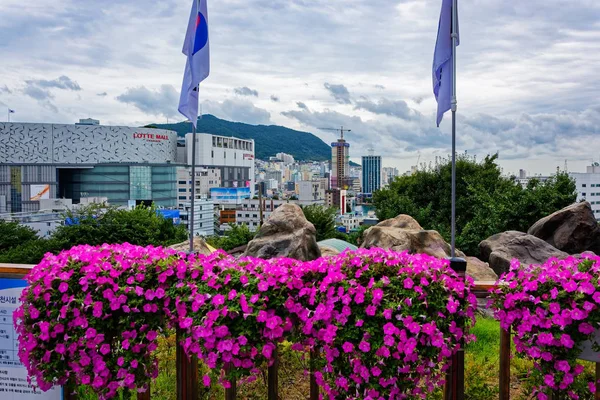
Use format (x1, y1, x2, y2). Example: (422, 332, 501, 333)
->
(450, 0, 458, 258)
(189, 89, 199, 253)
(445, 3, 466, 400)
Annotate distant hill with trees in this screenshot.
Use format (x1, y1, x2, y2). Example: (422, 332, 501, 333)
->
(149, 115, 332, 161)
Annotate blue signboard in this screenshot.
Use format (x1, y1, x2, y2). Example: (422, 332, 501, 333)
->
(0, 278, 63, 399)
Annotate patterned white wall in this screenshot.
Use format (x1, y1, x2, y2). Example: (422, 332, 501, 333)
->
(0, 123, 177, 164)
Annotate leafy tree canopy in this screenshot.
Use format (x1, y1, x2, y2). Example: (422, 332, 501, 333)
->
(206, 224, 255, 251)
(301, 205, 339, 242)
(373, 153, 577, 255)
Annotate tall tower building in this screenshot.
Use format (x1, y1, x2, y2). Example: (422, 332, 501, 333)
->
(362, 151, 382, 195)
(331, 130, 350, 189)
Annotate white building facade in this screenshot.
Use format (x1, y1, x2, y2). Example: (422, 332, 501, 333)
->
(179, 198, 215, 237)
(570, 165, 600, 220)
(185, 133, 255, 194)
(176, 167, 221, 207)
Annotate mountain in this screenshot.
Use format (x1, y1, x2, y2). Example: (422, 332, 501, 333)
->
(150, 115, 332, 161)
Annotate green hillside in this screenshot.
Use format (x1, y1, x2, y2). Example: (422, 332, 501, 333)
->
(150, 115, 331, 161)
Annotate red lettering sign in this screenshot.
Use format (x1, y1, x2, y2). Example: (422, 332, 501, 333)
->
(133, 132, 169, 142)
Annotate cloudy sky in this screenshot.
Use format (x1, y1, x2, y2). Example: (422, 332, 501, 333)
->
(1, 0, 599, 175)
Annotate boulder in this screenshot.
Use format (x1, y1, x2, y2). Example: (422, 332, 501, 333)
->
(487, 234, 569, 275)
(243, 204, 321, 261)
(479, 231, 526, 262)
(169, 237, 214, 255)
(528, 202, 600, 254)
(376, 214, 423, 230)
(361, 214, 467, 258)
(466, 256, 498, 282)
(319, 245, 341, 257)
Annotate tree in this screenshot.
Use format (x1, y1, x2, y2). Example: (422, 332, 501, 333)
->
(301, 205, 338, 242)
(0, 220, 39, 252)
(206, 224, 255, 251)
(52, 204, 188, 248)
(373, 154, 577, 255)
(347, 225, 370, 246)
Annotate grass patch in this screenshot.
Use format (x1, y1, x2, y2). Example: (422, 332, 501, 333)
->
(74, 318, 599, 399)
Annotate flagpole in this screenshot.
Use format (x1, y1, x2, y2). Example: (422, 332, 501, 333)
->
(189, 95, 198, 253)
(450, 0, 458, 258)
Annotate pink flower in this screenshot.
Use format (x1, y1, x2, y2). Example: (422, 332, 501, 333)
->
(212, 294, 225, 306)
(58, 282, 69, 293)
(403, 278, 414, 289)
(240, 275, 248, 284)
(560, 334, 575, 349)
(358, 341, 371, 352)
(342, 342, 354, 353)
(202, 375, 211, 387)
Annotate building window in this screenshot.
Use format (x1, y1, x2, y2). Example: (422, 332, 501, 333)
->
(178, 188, 187, 192)
(178, 180, 186, 184)
(178, 196, 187, 200)
(211, 150, 214, 158)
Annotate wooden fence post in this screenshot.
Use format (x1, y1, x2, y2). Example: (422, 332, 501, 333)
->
(224, 364, 237, 400)
(310, 349, 319, 400)
(499, 326, 511, 400)
(267, 348, 279, 400)
(176, 329, 198, 400)
(595, 362, 600, 400)
(137, 387, 151, 400)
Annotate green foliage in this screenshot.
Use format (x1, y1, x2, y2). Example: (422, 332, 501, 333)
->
(153, 114, 331, 161)
(52, 204, 188, 248)
(205, 224, 255, 251)
(300, 205, 338, 242)
(0, 220, 39, 252)
(346, 225, 370, 246)
(0, 204, 188, 264)
(373, 154, 577, 255)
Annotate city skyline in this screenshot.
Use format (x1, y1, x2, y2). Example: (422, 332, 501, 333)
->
(0, 1, 599, 176)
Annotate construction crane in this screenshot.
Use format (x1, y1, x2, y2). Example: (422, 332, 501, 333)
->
(319, 126, 351, 140)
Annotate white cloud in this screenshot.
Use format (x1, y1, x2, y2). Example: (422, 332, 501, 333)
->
(0, 0, 599, 174)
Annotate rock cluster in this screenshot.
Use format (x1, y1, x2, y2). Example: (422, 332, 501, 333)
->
(243, 203, 321, 261)
(480, 201, 599, 274)
(361, 214, 497, 281)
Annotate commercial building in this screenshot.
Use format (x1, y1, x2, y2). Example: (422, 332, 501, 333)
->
(210, 187, 251, 205)
(179, 198, 215, 237)
(382, 167, 399, 185)
(176, 167, 221, 207)
(570, 165, 600, 220)
(298, 180, 326, 202)
(362, 155, 382, 194)
(331, 131, 350, 190)
(235, 198, 289, 231)
(326, 189, 347, 215)
(0, 122, 179, 212)
(185, 133, 255, 193)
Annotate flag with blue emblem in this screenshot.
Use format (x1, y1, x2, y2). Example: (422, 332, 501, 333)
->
(178, 0, 210, 128)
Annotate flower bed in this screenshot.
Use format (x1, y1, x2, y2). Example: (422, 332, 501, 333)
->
(490, 255, 600, 398)
(167, 251, 306, 387)
(15, 245, 477, 399)
(288, 248, 477, 399)
(13, 243, 183, 399)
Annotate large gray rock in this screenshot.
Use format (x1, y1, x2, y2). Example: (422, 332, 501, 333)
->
(169, 237, 214, 255)
(528, 202, 600, 254)
(361, 215, 497, 281)
(243, 204, 321, 261)
(362, 226, 464, 259)
(466, 256, 498, 282)
(479, 231, 527, 262)
(487, 234, 569, 275)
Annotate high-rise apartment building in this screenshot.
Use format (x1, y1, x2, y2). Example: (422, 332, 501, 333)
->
(362, 155, 382, 194)
(331, 131, 350, 189)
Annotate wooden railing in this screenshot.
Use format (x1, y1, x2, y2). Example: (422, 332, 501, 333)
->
(2, 263, 598, 400)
